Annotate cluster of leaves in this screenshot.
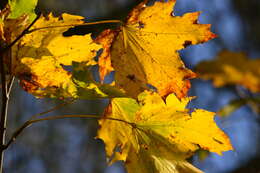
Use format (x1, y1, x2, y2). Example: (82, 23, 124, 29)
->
(196, 51, 260, 116)
(0, 0, 234, 172)
(1, 1, 125, 98)
(98, 91, 232, 173)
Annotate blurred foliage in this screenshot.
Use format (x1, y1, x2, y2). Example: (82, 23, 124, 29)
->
(218, 97, 260, 117)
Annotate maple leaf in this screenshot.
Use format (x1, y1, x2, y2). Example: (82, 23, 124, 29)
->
(9, 13, 102, 97)
(97, 91, 233, 173)
(0, 2, 125, 99)
(95, 0, 216, 98)
(196, 51, 260, 93)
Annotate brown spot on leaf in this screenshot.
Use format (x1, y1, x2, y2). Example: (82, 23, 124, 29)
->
(127, 74, 136, 81)
(183, 40, 192, 48)
(178, 67, 186, 71)
(183, 72, 197, 80)
(213, 138, 224, 144)
(138, 21, 145, 28)
(126, 2, 146, 24)
(193, 19, 198, 24)
(19, 74, 39, 92)
(58, 15, 63, 20)
(141, 144, 149, 150)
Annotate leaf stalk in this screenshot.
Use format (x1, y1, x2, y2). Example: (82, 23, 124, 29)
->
(4, 114, 134, 149)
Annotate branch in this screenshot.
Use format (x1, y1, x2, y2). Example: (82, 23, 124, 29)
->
(0, 17, 121, 56)
(4, 114, 133, 149)
(0, 15, 40, 173)
(28, 19, 122, 33)
(3, 99, 75, 149)
(0, 46, 9, 173)
(6, 76, 14, 96)
(29, 99, 75, 120)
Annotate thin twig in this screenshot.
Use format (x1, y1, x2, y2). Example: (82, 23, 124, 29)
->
(29, 99, 75, 120)
(7, 76, 15, 97)
(0, 15, 41, 172)
(0, 18, 122, 55)
(3, 99, 75, 149)
(27, 19, 122, 33)
(4, 114, 134, 149)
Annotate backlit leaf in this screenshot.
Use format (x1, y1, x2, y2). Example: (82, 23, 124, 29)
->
(11, 13, 101, 98)
(96, 0, 216, 98)
(98, 91, 233, 173)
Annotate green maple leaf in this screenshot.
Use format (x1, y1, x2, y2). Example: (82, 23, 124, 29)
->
(8, 0, 38, 21)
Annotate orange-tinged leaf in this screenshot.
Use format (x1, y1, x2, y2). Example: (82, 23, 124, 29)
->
(98, 91, 233, 173)
(196, 51, 260, 93)
(0, 21, 4, 43)
(0, 8, 7, 41)
(97, 0, 216, 98)
(0, 6, 125, 99)
(11, 13, 101, 97)
(94, 29, 116, 81)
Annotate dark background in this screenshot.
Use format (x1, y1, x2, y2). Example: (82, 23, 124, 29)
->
(1, 0, 260, 173)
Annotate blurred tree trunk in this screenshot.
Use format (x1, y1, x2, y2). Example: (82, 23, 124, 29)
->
(232, 0, 260, 50)
(232, 156, 260, 173)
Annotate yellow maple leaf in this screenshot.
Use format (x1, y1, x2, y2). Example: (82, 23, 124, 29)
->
(97, 91, 233, 173)
(196, 51, 260, 93)
(95, 0, 216, 98)
(10, 13, 101, 97)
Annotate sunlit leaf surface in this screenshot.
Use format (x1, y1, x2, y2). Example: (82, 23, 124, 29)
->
(98, 91, 233, 173)
(96, 0, 216, 98)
